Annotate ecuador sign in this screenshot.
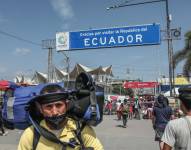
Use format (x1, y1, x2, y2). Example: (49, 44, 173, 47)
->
(56, 24, 160, 51)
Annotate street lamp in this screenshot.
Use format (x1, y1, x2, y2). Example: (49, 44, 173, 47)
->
(107, 0, 174, 96)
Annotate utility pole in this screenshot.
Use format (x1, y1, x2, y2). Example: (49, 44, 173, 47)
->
(126, 68, 130, 80)
(107, 0, 175, 96)
(42, 39, 56, 83)
(61, 52, 70, 82)
(165, 0, 174, 96)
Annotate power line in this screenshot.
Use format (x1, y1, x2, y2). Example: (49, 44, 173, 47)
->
(107, 0, 165, 10)
(0, 29, 41, 47)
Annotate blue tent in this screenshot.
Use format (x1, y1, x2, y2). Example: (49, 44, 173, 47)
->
(2, 82, 64, 130)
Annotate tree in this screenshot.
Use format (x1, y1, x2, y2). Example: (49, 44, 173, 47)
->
(112, 84, 127, 95)
(125, 88, 134, 98)
(173, 31, 191, 79)
(111, 84, 120, 95)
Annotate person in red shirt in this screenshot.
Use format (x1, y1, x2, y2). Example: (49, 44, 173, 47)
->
(128, 103, 133, 120)
(105, 101, 112, 115)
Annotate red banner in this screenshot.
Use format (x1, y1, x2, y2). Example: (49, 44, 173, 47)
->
(123, 81, 158, 89)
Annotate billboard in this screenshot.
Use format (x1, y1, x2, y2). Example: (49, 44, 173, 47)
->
(56, 24, 160, 51)
(123, 81, 158, 89)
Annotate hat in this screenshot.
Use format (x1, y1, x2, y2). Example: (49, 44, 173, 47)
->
(31, 92, 69, 104)
(30, 84, 70, 104)
(178, 85, 191, 103)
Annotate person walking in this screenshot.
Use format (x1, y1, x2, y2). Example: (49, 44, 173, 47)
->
(128, 103, 133, 120)
(119, 99, 129, 128)
(116, 100, 122, 120)
(152, 95, 173, 150)
(134, 96, 141, 119)
(18, 84, 103, 150)
(0, 104, 8, 136)
(162, 86, 191, 150)
(108, 101, 112, 115)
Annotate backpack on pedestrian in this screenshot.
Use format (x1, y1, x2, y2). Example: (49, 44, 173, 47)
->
(2, 73, 104, 149)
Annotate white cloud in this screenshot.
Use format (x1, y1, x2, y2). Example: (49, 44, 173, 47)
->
(14, 48, 31, 55)
(50, 0, 74, 20)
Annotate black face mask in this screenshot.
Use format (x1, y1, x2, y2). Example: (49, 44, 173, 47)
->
(44, 113, 67, 130)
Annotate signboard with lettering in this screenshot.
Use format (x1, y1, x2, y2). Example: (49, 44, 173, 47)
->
(123, 81, 158, 88)
(56, 24, 160, 51)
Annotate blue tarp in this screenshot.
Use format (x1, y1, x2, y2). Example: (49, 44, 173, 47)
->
(2, 82, 64, 129)
(159, 84, 191, 92)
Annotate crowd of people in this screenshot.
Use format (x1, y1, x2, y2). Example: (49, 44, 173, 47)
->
(104, 95, 154, 120)
(103, 95, 155, 129)
(104, 88, 191, 150)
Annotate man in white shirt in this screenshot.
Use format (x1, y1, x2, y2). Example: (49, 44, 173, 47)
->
(162, 86, 191, 150)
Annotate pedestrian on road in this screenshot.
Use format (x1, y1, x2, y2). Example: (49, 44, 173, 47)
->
(134, 96, 141, 119)
(128, 102, 133, 120)
(18, 84, 103, 150)
(0, 104, 8, 136)
(152, 95, 173, 150)
(116, 100, 122, 120)
(147, 101, 153, 119)
(162, 86, 191, 150)
(119, 99, 129, 128)
(107, 101, 112, 115)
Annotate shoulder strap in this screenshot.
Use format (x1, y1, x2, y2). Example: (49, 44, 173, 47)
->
(33, 127, 40, 150)
(29, 115, 78, 149)
(74, 121, 94, 150)
(74, 121, 86, 149)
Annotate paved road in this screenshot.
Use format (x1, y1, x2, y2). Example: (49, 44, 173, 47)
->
(0, 115, 158, 150)
(95, 115, 158, 150)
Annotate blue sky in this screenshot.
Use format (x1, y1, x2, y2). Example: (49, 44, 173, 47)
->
(0, 0, 190, 81)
